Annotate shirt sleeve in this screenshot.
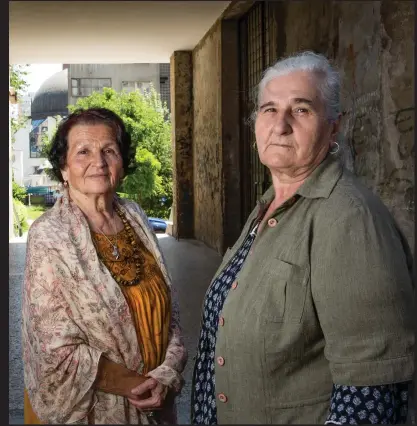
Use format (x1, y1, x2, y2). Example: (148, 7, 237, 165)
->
(311, 202, 415, 385)
(325, 382, 410, 424)
(146, 280, 188, 393)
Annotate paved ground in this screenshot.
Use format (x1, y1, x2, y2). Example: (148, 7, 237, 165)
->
(9, 235, 27, 425)
(9, 231, 221, 424)
(157, 235, 221, 424)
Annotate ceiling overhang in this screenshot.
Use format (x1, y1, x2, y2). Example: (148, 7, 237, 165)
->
(10, 1, 231, 64)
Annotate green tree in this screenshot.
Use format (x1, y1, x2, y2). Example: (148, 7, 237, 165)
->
(69, 87, 172, 218)
(10, 64, 30, 237)
(9, 64, 29, 97)
(9, 64, 30, 141)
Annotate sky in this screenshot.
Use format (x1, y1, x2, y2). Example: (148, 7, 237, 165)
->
(23, 64, 63, 95)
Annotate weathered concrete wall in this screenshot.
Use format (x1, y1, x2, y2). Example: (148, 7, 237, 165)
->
(170, 51, 194, 239)
(379, 1, 414, 251)
(192, 20, 224, 253)
(280, 0, 415, 251)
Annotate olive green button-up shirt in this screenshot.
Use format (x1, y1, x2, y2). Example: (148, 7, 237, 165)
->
(214, 154, 415, 424)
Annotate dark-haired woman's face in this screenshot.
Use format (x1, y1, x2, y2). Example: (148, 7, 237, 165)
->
(61, 124, 124, 197)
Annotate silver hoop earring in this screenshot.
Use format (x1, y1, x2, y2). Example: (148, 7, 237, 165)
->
(329, 142, 340, 155)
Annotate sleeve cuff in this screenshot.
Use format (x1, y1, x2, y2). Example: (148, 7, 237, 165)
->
(146, 365, 184, 394)
(330, 355, 414, 385)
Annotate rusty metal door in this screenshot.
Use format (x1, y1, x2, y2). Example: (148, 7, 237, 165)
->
(239, 1, 277, 221)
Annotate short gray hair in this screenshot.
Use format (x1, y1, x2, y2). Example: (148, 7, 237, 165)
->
(256, 51, 341, 122)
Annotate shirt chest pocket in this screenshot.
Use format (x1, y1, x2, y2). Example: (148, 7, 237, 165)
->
(255, 259, 309, 324)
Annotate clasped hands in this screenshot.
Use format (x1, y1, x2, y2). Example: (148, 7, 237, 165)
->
(127, 377, 168, 413)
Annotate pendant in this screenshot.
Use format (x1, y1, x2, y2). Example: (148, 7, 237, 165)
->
(112, 246, 120, 260)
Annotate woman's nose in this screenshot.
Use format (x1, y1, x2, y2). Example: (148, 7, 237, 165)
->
(272, 112, 292, 135)
(93, 152, 106, 167)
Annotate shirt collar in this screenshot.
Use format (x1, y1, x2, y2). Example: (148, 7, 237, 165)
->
(259, 154, 343, 205)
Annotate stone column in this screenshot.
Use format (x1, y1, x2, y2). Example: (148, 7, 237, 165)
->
(170, 51, 194, 239)
(221, 20, 242, 252)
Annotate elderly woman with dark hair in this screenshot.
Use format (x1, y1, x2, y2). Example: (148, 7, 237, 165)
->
(22, 108, 187, 424)
(191, 52, 414, 424)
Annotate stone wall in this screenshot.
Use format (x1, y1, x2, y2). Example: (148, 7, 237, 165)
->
(276, 0, 415, 250)
(379, 1, 414, 251)
(192, 20, 224, 253)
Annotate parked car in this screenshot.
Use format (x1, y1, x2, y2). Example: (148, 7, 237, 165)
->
(148, 217, 167, 233)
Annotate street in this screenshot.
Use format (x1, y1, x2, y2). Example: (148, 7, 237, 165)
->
(9, 233, 221, 424)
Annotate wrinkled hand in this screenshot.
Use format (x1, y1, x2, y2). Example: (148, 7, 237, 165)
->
(128, 378, 168, 411)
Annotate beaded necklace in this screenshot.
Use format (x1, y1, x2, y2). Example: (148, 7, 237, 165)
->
(92, 205, 144, 287)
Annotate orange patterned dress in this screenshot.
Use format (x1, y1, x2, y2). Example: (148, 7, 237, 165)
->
(24, 223, 171, 424)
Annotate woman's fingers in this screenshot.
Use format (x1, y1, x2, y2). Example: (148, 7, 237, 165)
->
(128, 380, 167, 410)
(128, 394, 163, 410)
(131, 378, 158, 396)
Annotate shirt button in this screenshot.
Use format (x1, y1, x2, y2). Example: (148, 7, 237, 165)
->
(218, 393, 228, 403)
(268, 218, 277, 227)
(217, 356, 225, 366)
(231, 281, 238, 289)
(218, 316, 225, 326)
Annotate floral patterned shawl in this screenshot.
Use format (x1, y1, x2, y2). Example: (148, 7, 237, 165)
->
(22, 189, 187, 424)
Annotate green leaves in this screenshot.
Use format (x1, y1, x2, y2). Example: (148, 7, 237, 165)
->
(9, 64, 29, 97)
(122, 148, 162, 201)
(9, 64, 30, 141)
(12, 180, 27, 203)
(13, 199, 29, 236)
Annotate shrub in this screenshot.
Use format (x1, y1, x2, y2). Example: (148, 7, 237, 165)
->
(13, 198, 29, 236)
(12, 181, 27, 203)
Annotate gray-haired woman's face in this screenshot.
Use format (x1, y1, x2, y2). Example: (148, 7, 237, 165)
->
(255, 70, 339, 177)
(61, 123, 124, 196)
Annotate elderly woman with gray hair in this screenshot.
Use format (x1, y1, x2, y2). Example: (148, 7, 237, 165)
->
(191, 51, 414, 424)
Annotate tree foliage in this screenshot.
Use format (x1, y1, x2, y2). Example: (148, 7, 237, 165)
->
(9, 64, 29, 97)
(12, 180, 27, 203)
(9, 64, 30, 141)
(69, 87, 172, 218)
(13, 199, 29, 236)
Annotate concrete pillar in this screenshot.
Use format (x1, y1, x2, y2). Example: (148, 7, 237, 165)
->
(170, 51, 194, 239)
(221, 20, 242, 251)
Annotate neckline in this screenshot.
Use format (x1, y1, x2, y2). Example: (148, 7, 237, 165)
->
(91, 227, 126, 237)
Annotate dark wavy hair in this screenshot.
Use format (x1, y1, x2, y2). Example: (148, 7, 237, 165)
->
(48, 107, 135, 183)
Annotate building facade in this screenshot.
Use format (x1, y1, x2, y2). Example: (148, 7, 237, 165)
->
(66, 63, 171, 111)
(13, 117, 58, 187)
(19, 92, 35, 118)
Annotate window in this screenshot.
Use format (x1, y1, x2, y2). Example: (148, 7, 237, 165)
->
(122, 81, 152, 95)
(29, 133, 42, 158)
(71, 78, 111, 97)
(30, 119, 48, 158)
